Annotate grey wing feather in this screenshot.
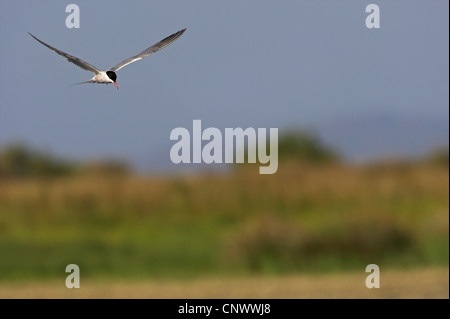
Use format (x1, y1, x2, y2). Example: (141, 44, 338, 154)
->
(29, 32, 101, 75)
(109, 28, 186, 72)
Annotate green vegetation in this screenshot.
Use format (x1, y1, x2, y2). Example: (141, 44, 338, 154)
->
(425, 148, 449, 167)
(0, 158, 448, 281)
(0, 144, 128, 178)
(239, 129, 339, 165)
(0, 144, 76, 178)
(276, 130, 339, 163)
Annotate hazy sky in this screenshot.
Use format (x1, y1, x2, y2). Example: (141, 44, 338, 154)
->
(0, 1, 448, 171)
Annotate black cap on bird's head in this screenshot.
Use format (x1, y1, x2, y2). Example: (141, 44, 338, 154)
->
(106, 71, 118, 89)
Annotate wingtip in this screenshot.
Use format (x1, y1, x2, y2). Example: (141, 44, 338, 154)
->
(176, 28, 187, 38)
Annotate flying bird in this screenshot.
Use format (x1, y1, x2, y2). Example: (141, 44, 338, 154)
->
(28, 29, 186, 89)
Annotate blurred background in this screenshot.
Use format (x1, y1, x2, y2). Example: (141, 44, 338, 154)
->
(0, 1, 448, 297)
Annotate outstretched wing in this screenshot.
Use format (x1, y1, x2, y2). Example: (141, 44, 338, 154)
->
(29, 32, 101, 75)
(109, 28, 186, 72)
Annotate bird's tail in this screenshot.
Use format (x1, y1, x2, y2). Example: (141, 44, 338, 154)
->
(71, 80, 95, 87)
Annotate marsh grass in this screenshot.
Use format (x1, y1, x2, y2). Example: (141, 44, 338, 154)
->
(0, 162, 448, 280)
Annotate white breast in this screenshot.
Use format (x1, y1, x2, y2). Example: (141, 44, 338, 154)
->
(93, 71, 113, 83)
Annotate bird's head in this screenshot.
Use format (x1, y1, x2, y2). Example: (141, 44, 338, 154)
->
(106, 71, 118, 89)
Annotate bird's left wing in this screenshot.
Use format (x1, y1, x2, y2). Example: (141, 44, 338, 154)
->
(29, 32, 101, 75)
(109, 28, 186, 72)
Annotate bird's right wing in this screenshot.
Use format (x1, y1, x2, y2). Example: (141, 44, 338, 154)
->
(29, 32, 101, 75)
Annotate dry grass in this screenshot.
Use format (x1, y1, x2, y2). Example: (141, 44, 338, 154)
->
(1, 163, 447, 216)
(1, 267, 448, 299)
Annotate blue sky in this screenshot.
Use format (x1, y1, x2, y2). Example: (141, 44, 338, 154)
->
(0, 1, 448, 171)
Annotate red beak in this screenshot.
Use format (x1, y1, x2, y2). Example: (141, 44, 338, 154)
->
(114, 82, 118, 90)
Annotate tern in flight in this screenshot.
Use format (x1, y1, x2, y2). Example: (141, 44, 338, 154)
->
(28, 29, 186, 89)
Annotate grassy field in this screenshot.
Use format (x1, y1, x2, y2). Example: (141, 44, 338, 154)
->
(0, 162, 448, 285)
